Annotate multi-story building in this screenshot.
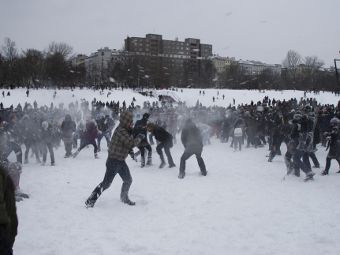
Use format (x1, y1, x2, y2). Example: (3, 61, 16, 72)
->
(71, 54, 87, 67)
(238, 60, 281, 76)
(125, 34, 212, 60)
(83, 47, 129, 84)
(212, 55, 236, 73)
(84, 47, 112, 75)
(125, 34, 213, 87)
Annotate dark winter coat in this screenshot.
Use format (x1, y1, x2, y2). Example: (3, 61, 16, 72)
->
(108, 111, 142, 160)
(61, 115, 76, 140)
(83, 120, 99, 141)
(152, 125, 173, 143)
(20, 115, 40, 142)
(181, 119, 203, 152)
(133, 117, 148, 145)
(97, 116, 114, 133)
(0, 165, 18, 252)
(41, 124, 54, 144)
(0, 128, 10, 160)
(326, 128, 340, 158)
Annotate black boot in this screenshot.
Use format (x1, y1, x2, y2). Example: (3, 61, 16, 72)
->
(159, 153, 166, 168)
(120, 182, 135, 206)
(121, 197, 136, 206)
(304, 171, 315, 181)
(169, 163, 176, 168)
(146, 152, 152, 166)
(141, 157, 145, 168)
(146, 157, 152, 166)
(85, 192, 98, 208)
(178, 171, 185, 179)
(85, 184, 103, 208)
(321, 170, 328, 176)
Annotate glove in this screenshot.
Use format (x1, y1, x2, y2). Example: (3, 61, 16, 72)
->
(129, 150, 137, 162)
(136, 134, 145, 140)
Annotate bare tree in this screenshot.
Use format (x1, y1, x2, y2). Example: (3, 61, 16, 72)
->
(22, 49, 44, 85)
(282, 50, 303, 87)
(304, 56, 324, 70)
(47, 42, 73, 59)
(1, 37, 18, 61)
(282, 50, 302, 68)
(301, 56, 325, 88)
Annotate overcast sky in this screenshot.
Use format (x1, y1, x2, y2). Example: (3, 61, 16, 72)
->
(0, 0, 339, 66)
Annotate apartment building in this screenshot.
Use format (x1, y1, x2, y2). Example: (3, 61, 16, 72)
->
(211, 55, 236, 73)
(124, 34, 212, 86)
(238, 60, 281, 76)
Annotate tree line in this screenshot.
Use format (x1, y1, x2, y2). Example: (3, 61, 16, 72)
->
(0, 38, 85, 89)
(0, 38, 337, 91)
(217, 50, 338, 91)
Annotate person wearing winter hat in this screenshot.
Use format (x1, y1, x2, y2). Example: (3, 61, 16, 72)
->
(85, 111, 145, 207)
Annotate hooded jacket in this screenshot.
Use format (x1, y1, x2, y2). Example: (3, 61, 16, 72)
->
(108, 111, 142, 160)
(181, 119, 203, 150)
(0, 165, 18, 250)
(61, 115, 76, 139)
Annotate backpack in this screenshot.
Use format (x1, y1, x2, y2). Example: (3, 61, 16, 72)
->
(234, 127, 243, 137)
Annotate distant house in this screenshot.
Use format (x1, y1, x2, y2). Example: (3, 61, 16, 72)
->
(238, 60, 281, 76)
(211, 55, 236, 73)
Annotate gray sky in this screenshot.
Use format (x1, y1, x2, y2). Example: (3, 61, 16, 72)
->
(0, 0, 339, 66)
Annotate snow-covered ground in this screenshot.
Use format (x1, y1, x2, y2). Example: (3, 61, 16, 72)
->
(2, 87, 340, 109)
(2, 88, 340, 255)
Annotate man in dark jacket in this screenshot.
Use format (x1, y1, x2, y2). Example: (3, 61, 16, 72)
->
(21, 114, 41, 164)
(85, 111, 144, 207)
(321, 117, 340, 175)
(289, 114, 315, 181)
(178, 119, 207, 179)
(60, 114, 76, 158)
(0, 165, 18, 255)
(41, 121, 55, 166)
(133, 113, 152, 167)
(147, 122, 175, 168)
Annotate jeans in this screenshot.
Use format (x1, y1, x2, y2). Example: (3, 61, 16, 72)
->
(78, 139, 98, 154)
(88, 158, 132, 202)
(156, 139, 174, 166)
(179, 147, 206, 174)
(42, 142, 55, 164)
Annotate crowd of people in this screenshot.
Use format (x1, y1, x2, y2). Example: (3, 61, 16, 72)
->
(1, 91, 340, 253)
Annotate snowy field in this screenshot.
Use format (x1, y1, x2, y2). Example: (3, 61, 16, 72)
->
(2, 88, 340, 255)
(1, 87, 340, 109)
